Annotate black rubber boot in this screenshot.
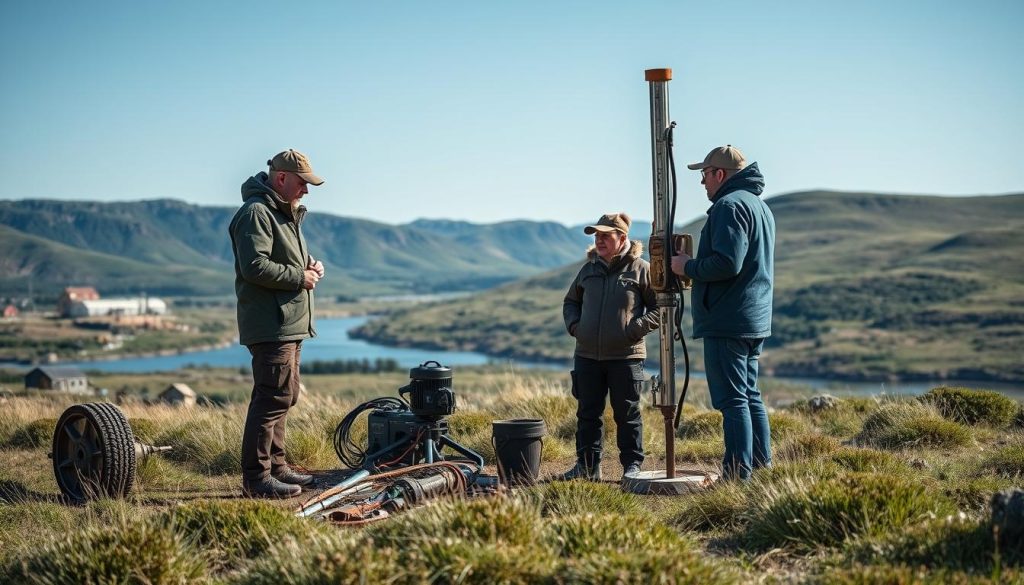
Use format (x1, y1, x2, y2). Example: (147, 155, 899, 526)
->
(557, 461, 602, 481)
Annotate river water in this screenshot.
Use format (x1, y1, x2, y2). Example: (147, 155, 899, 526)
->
(12, 316, 1024, 400)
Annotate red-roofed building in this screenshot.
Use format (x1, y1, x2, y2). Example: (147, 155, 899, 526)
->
(57, 287, 100, 317)
(2, 305, 17, 319)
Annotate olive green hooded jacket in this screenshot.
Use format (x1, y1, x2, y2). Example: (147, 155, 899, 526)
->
(229, 172, 316, 346)
(563, 240, 659, 360)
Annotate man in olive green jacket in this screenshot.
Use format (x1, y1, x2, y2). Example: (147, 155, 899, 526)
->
(230, 149, 325, 498)
(561, 212, 659, 482)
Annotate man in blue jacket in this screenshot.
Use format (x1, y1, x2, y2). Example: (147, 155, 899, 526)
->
(671, 145, 775, 480)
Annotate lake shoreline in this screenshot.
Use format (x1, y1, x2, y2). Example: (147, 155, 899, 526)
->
(350, 326, 1024, 387)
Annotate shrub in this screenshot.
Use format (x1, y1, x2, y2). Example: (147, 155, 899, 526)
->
(856, 401, 972, 449)
(921, 386, 1020, 427)
(745, 472, 955, 552)
(6, 418, 57, 449)
(6, 520, 207, 584)
(676, 411, 722, 440)
(524, 480, 647, 518)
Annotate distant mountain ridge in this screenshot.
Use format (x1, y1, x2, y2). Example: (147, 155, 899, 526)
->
(351, 190, 1024, 383)
(0, 198, 592, 297)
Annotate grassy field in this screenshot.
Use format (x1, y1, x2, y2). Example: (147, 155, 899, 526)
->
(1, 369, 1022, 583)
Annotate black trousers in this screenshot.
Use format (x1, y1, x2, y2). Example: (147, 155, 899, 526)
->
(572, 356, 645, 468)
(241, 341, 302, 482)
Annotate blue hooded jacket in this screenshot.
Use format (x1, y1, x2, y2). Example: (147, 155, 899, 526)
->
(684, 162, 775, 339)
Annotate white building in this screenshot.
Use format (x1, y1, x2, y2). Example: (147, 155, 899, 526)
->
(68, 297, 167, 318)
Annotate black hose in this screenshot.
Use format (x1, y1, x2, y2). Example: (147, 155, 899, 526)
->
(664, 122, 690, 430)
(333, 397, 408, 469)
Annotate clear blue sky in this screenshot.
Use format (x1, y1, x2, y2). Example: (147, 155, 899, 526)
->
(2, 0, 1021, 226)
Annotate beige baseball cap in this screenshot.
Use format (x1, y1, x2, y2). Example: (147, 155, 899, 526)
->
(268, 149, 325, 186)
(584, 212, 631, 235)
(687, 145, 747, 171)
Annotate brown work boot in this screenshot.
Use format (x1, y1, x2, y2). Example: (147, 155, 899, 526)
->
(242, 477, 301, 498)
(273, 467, 314, 487)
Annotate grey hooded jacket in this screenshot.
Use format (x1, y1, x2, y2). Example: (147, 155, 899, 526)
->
(229, 172, 316, 346)
(563, 240, 659, 360)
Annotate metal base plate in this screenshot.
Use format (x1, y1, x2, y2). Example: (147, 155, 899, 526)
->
(621, 469, 718, 495)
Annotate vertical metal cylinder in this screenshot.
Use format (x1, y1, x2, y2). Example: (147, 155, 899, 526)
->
(646, 69, 677, 410)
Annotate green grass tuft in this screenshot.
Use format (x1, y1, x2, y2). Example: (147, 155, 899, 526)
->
(546, 512, 683, 556)
(745, 471, 955, 552)
(370, 496, 542, 549)
(666, 480, 748, 532)
(769, 411, 810, 441)
(234, 531, 403, 585)
(129, 417, 160, 443)
(6, 418, 57, 449)
(676, 410, 722, 440)
(777, 433, 842, 462)
(154, 416, 243, 475)
(843, 515, 1024, 575)
(524, 480, 647, 518)
(5, 519, 208, 585)
(921, 386, 1020, 427)
(977, 443, 1024, 478)
(561, 547, 733, 585)
(856, 400, 972, 450)
(829, 446, 908, 474)
(810, 563, 1016, 585)
(155, 499, 322, 571)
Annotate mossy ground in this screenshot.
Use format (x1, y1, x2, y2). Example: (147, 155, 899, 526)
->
(0, 368, 1021, 583)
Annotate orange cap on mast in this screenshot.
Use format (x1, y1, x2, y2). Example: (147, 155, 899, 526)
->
(644, 68, 672, 82)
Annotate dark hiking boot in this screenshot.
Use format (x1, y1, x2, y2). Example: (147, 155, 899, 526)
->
(557, 461, 602, 481)
(274, 467, 315, 487)
(242, 477, 301, 498)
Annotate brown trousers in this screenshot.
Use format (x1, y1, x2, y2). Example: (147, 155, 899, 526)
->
(241, 341, 302, 482)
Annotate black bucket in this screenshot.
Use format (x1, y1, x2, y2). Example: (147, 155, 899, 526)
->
(492, 419, 547, 486)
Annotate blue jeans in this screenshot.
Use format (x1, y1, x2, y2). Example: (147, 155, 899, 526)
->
(703, 337, 771, 480)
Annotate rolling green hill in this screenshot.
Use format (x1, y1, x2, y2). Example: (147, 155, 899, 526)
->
(352, 191, 1024, 383)
(0, 199, 589, 297)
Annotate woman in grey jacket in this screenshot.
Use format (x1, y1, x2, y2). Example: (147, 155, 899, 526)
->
(561, 212, 659, 481)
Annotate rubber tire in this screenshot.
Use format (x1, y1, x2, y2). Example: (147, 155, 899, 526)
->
(51, 402, 137, 503)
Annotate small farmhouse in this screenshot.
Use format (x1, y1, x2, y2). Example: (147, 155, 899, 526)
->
(158, 383, 197, 407)
(24, 366, 90, 394)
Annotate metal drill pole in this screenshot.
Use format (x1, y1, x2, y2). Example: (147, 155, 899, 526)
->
(646, 68, 677, 479)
